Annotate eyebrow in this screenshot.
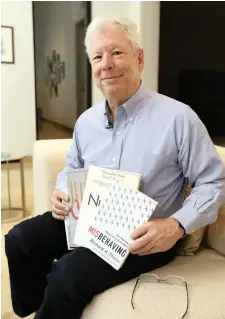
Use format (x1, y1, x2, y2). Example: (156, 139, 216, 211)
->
(92, 50, 102, 56)
(92, 45, 123, 56)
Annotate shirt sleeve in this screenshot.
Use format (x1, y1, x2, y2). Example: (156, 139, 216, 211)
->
(55, 123, 84, 190)
(171, 107, 225, 234)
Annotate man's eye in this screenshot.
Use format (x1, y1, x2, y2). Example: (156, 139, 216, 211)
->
(113, 51, 122, 56)
(93, 56, 101, 60)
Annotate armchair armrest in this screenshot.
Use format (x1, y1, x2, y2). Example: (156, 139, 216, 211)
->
(33, 139, 72, 216)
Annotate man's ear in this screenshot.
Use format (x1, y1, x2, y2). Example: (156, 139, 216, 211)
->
(137, 49, 144, 72)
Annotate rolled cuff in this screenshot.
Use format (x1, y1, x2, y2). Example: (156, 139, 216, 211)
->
(170, 205, 202, 235)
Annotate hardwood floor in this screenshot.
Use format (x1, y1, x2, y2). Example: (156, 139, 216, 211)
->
(37, 118, 73, 140)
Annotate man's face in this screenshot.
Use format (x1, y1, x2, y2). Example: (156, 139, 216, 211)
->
(89, 24, 144, 98)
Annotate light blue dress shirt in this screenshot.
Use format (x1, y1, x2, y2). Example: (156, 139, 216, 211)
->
(56, 83, 225, 234)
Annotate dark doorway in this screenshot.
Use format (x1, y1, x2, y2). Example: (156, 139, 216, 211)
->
(158, 2, 225, 145)
(33, 1, 91, 140)
(76, 18, 87, 118)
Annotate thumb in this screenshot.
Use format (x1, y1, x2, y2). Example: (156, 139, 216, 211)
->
(131, 223, 148, 240)
(63, 195, 70, 202)
(59, 191, 69, 203)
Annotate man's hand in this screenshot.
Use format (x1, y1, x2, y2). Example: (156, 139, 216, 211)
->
(51, 189, 70, 220)
(128, 218, 184, 255)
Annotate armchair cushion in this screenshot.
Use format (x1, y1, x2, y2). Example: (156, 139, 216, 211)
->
(204, 204, 225, 256)
(33, 139, 72, 215)
(178, 145, 225, 256)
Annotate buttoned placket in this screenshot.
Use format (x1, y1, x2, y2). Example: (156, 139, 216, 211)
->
(110, 107, 126, 170)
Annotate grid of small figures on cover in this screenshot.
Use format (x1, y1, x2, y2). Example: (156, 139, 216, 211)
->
(94, 182, 158, 232)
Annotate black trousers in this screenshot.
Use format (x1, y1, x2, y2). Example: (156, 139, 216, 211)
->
(5, 212, 179, 319)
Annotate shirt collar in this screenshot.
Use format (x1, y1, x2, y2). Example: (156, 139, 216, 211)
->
(105, 101, 114, 127)
(122, 82, 148, 120)
(104, 82, 148, 125)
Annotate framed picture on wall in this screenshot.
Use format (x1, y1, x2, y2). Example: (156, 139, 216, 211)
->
(1, 25, 15, 64)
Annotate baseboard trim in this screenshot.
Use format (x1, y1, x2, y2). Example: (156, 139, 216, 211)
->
(40, 118, 74, 133)
(1, 156, 32, 164)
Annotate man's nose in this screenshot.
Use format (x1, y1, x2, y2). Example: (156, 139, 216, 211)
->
(101, 55, 113, 70)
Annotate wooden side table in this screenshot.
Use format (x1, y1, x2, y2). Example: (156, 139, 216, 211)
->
(1, 152, 26, 220)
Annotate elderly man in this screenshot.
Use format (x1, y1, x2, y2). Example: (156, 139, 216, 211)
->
(5, 18, 225, 319)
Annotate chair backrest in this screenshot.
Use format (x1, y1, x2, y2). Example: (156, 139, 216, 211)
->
(203, 145, 225, 255)
(33, 139, 73, 216)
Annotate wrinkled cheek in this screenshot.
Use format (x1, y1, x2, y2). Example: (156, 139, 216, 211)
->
(92, 68, 99, 81)
(93, 76, 101, 87)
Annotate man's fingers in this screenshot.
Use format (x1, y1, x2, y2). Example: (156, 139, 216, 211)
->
(129, 232, 150, 253)
(54, 201, 70, 213)
(52, 190, 70, 203)
(52, 206, 69, 216)
(59, 193, 69, 203)
(130, 223, 148, 240)
(133, 241, 156, 255)
(59, 190, 70, 202)
(51, 189, 70, 220)
(137, 239, 168, 255)
(52, 212, 65, 220)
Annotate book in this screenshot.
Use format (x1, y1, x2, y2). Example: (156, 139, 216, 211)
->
(73, 165, 141, 248)
(64, 169, 88, 250)
(86, 181, 158, 270)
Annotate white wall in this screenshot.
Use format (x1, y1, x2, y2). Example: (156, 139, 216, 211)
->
(140, 2, 160, 93)
(1, 1, 36, 159)
(91, 1, 160, 105)
(34, 2, 85, 129)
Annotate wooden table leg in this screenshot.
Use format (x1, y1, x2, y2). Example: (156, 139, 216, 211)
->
(20, 157, 26, 217)
(6, 161, 12, 216)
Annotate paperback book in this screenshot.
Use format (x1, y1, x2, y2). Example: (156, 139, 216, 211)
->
(73, 165, 141, 248)
(65, 169, 88, 250)
(86, 181, 158, 270)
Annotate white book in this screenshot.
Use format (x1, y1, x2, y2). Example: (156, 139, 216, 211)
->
(86, 181, 158, 270)
(64, 169, 88, 250)
(73, 165, 141, 248)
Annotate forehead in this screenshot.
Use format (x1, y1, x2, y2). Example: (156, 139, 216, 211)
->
(90, 24, 132, 53)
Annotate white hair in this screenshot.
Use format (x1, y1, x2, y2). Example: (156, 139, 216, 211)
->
(84, 17, 141, 59)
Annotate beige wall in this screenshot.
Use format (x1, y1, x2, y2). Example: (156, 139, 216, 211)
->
(91, 1, 160, 105)
(1, 1, 36, 158)
(140, 2, 160, 93)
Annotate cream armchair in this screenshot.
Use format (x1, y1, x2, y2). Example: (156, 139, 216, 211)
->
(33, 140, 225, 319)
(33, 139, 72, 216)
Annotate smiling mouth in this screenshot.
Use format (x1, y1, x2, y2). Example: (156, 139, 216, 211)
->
(102, 75, 122, 80)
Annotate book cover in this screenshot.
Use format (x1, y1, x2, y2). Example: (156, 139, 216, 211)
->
(87, 181, 158, 270)
(65, 169, 88, 250)
(73, 165, 141, 248)
(61, 187, 71, 250)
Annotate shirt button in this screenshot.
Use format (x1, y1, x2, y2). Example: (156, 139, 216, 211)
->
(112, 157, 116, 162)
(116, 131, 120, 136)
(130, 117, 133, 122)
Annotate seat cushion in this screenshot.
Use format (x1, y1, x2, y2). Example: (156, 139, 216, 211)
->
(82, 248, 225, 319)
